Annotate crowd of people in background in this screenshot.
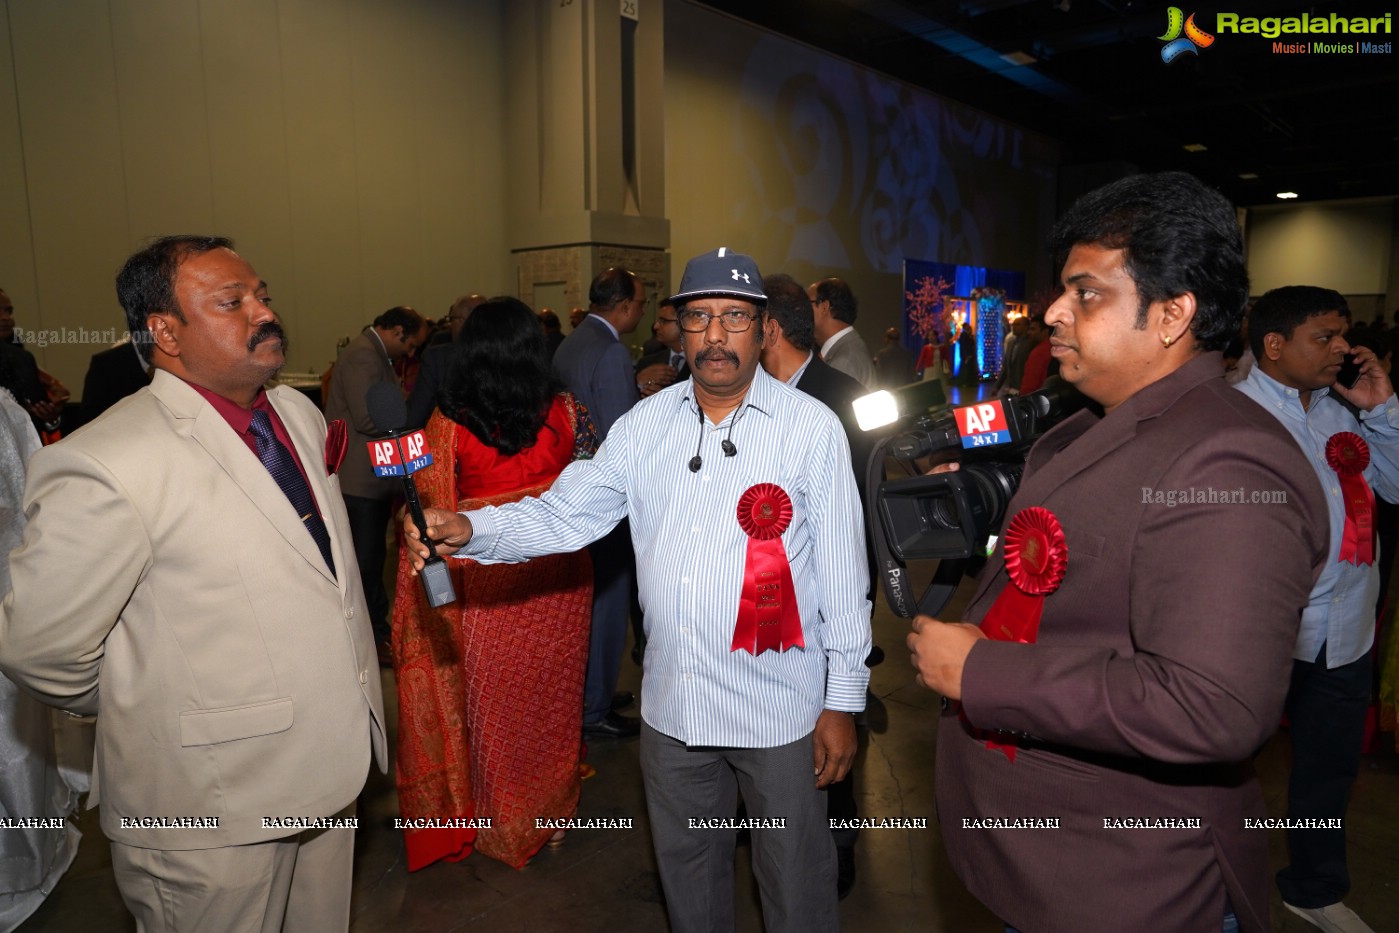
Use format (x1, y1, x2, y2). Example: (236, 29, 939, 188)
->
(2, 170, 1399, 933)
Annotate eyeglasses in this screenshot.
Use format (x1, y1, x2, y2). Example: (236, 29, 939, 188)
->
(677, 309, 759, 333)
(657, 316, 679, 327)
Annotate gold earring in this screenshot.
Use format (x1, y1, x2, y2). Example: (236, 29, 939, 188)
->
(1162, 335, 1173, 348)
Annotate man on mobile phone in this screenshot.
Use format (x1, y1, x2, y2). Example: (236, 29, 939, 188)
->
(1237, 285, 1399, 933)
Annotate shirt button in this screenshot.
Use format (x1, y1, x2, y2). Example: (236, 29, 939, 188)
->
(360, 670, 369, 684)
(345, 607, 355, 619)
(692, 526, 700, 533)
(682, 577, 690, 585)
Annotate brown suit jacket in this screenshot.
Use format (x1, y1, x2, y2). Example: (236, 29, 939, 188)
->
(936, 353, 1328, 933)
(0, 371, 387, 850)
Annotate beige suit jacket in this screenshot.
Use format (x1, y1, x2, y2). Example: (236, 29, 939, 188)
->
(0, 371, 387, 850)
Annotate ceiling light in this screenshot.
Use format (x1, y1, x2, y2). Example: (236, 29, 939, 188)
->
(1238, 172, 1259, 180)
(1182, 143, 1207, 152)
(1276, 191, 1299, 199)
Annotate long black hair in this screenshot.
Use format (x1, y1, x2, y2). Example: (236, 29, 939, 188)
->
(439, 296, 564, 456)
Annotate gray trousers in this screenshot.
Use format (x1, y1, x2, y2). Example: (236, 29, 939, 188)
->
(641, 722, 838, 933)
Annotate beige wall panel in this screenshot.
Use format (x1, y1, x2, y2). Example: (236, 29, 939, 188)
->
(407, 0, 510, 309)
(343, 0, 426, 319)
(195, 0, 297, 349)
(1248, 200, 1392, 297)
(276, 0, 364, 367)
(8, 0, 129, 379)
(110, 0, 216, 250)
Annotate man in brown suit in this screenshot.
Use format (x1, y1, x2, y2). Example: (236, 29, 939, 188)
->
(909, 172, 1330, 933)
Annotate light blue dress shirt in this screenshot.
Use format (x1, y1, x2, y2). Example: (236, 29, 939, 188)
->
(457, 366, 872, 747)
(1237, 368, 1399, 667)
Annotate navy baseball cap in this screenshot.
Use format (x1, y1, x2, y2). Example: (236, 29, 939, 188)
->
(668, 248, 767, 307)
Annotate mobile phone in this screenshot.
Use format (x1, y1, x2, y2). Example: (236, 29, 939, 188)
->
(1336, 353, 1362, 390)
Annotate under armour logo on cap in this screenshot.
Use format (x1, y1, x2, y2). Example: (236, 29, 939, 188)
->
(668, 247, 767, 307)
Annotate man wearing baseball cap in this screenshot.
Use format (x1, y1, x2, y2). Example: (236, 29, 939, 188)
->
(405, 247, 870, 931)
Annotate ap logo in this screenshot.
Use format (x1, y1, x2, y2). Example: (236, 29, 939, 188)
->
(1159, 6, 1214, 63)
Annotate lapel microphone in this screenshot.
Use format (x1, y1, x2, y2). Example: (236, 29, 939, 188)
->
(687, 403, 741, 472)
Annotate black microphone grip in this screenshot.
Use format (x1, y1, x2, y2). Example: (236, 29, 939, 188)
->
(387, 432, 456, 609)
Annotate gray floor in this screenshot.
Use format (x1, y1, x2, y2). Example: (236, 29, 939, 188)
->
(20, 564, 1399, 932)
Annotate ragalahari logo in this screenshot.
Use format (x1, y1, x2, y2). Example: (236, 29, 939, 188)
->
(1159, 7, 1215, 63)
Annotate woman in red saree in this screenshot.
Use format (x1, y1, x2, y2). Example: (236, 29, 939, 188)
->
(391, 297, 597, 870)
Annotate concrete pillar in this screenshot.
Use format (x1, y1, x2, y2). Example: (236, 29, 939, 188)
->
(506, 0, 669, 331)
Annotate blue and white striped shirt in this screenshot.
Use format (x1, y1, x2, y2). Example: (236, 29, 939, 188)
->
(458, 366, 871, 747)
(1237, 368, 1399, 667)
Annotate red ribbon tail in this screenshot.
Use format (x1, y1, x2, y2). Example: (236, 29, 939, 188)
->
(979, 587, 1045, 644)
(984, 739, 1017, 762)
(1337, 473, 1376, 566)
(734, 538, 803, 655)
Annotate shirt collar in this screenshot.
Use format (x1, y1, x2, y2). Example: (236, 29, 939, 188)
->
(1243, 364, 1328, 416)
(586, 314, 620, 340)
(367, 327, 391, 363)
(785, 351, 815, 387)
(673, 363, 779, 424)
(184, 380, 273, 435)
(820, 326, 852, 357)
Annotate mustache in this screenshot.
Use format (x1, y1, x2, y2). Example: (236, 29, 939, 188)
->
(248, 322, 287, 352)
(695, 348, 738, 365)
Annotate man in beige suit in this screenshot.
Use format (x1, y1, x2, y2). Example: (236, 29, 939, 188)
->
(0, 236, 387, 932)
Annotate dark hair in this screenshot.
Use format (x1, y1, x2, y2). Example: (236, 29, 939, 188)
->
(440, 297, 564, 456)
(539, 309, 561, 332)
(1049, 172, 1248, 352)
(373, 305, 424, 335)
(1247, 286, 1349, 359)
(762, 273, 815, 351)
(115, 235, 234, 362)
(812, 277, 858, 324)
(588, 267, 639, 311)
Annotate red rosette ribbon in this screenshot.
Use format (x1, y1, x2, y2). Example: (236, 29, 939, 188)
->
(731, 483, 804, 655)
(974, 507, 1067, 761)
(1325, 432, 1375, 565)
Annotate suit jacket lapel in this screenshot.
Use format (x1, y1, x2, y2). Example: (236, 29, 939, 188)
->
(151, 373, 338, 587)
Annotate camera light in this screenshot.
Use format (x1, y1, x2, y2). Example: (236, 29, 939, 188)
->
(854, 390, 899, 432)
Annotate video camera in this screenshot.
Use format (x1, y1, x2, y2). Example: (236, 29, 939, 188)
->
(856, 382, 1087, 618)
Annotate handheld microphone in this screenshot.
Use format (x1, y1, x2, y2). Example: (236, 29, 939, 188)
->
(366, 383, 457, 608)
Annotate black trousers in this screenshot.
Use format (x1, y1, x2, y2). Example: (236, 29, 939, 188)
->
(1276, 643, 1372, 909)
(342, 494, 393, 644)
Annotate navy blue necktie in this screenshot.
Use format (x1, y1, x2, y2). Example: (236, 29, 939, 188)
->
(249, 409, 336, 577)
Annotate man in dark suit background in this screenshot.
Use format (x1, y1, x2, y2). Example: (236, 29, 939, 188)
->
(407, 294, 484, 429)
(552, 268, 651, 737)
(909, 172, 1331, 932)
(79, 338, 150, 426)
(634, 298, 687, 396)
(539, 308, 566, 360)
(873, 326, 915, 387)
(758, 271, 874, 900)
(808, 277, 874, 389)
(324, 305, 426, 655)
